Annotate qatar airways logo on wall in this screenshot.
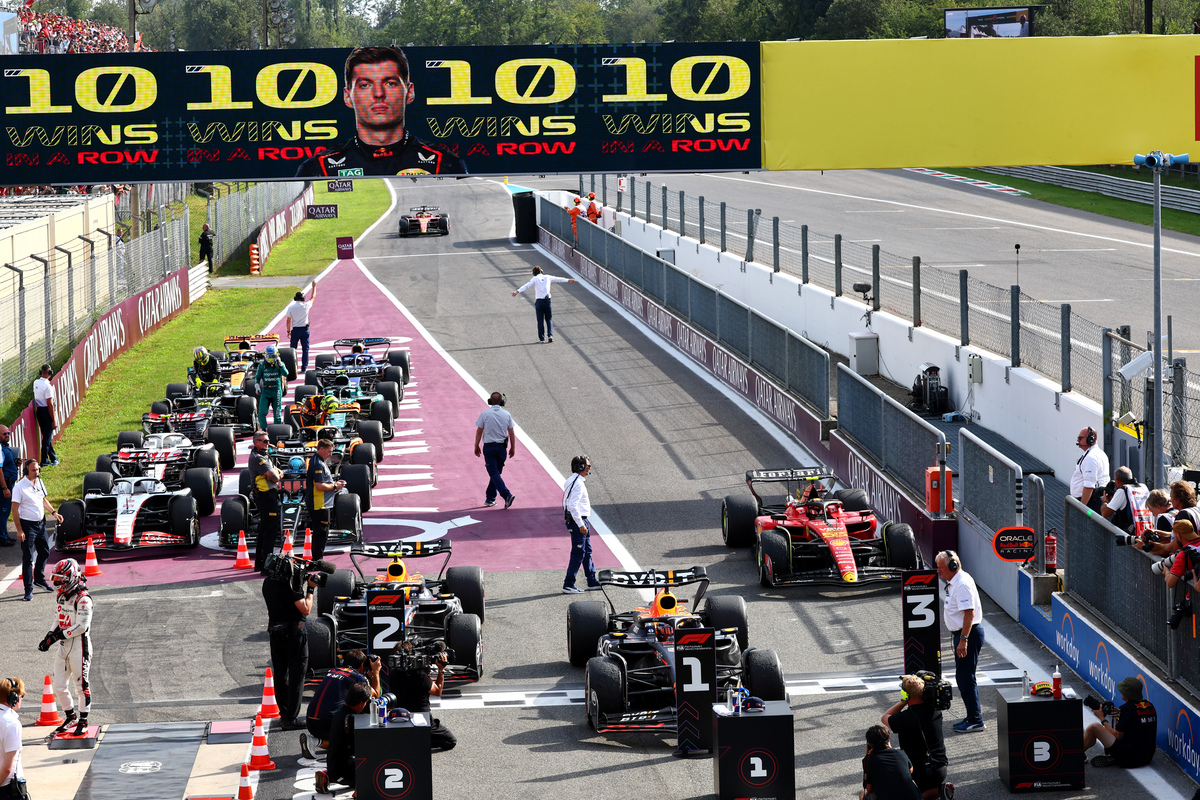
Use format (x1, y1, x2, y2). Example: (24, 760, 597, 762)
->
(138, 276, 183, 335)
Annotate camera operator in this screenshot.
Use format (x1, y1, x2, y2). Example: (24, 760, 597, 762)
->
(1083, 677, 1157, 768)
(1163, 518, 1200, 591)
(1102, 467, 1151, 536)
(387, 641, 456, 751)
(1136, 490, 1176, 555)
(301, 649, 381, 759)
(262, 554, 329, 729)
(881, 675, 949, 800)
(314, 682, 373, 795)
(860, 724, 921, 800)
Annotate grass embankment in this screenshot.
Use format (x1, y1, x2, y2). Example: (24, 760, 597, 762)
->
(952, 168, 1200, 239)
(41, 287, 296, 505)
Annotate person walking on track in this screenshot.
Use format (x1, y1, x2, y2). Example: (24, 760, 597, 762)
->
(512, 266, 574, 343)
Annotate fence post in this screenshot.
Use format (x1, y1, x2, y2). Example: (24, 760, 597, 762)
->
(160, 204, 171, 277)
(1172, 357, 1187, 466)
(646, 180, 652, 224)
(959, 269, 970, 346)
(54, 246, 74, 341)
(834, 234, 843, 296)
(30, 255, 51, 363)
(1062, 305, 1073, 394)
(746, 209, 755, 262)
(579, 175, 584, 197)
(1010, 286, 1021, 368)
(720, 202, 727, 252)
(1101, 327, 1114, 464)
(772, 217, 780, 273)
(871, 245, 880, 311)
(661, 185, 668, 230)
(602, 174, 607, 207)
(616, 175, 622, 213)
(801, 225, 809, 283)
(98, 228, 116, 302)
(698, 197, 705, 244)
(590, 174, 596, 195)
(912, 257, 922, 327)
(630, 177, 635, 219)
(5, 265, 27, 377)
(78, 235, 96, 311)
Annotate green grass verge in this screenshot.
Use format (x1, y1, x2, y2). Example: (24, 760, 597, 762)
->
(951, 168, 1200, 238)
(253, 179, 391, 277)
(41, 287, 296, 505)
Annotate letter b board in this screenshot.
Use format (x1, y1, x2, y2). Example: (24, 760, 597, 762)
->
(901, 570, 942, 677)
(366, 587, 407, 657)
(674, 627, 717, 755)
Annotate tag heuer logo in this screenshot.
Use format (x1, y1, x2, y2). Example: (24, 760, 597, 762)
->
(338, 168, 364, 176)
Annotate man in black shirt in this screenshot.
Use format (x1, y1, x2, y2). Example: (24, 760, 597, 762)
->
(882, 675, 949, 799)
(305, 439, 343, 561)
(262, 555, 317, 729)
(302, 649, 381, 758)
(249, 431, 282, 573)
(386, 642, 456, 751)
(316, 682, 373, 793)
(1085, 676, 1158, 768)
(297, 47, 466, 178)
(860, 724, 921, 800)
(198, 224, 215, 273)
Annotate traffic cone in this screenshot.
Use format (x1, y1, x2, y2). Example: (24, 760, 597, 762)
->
(34, 675, 62, 726)
(233, 530, 253, 570)
(258, 668, 281, 719)
(280, 533, 294, 558)
(303, 528, 313, 560)
(247, 713, 276, 771)
(237, 762, 254, 800)
(82, 537, 103, 577)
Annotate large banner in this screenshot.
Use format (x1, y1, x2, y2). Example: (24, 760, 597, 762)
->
(0, 43, 761, 183)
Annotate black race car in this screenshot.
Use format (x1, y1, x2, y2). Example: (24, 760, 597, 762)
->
(567, 567, 786, 734)
(152, 383, 258, 438)
(57, 475, 200, 553)
(307, 538, 484, 686)
(96, 430, 232, 516)
(305, 338, 409, 412)
(398, 206, 449, 237)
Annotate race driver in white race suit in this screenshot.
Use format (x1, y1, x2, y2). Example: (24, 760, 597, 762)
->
(38, 559, 92, 736)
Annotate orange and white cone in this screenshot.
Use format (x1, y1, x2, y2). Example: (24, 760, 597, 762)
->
(237, 762, 254, 800)
(82, 537, 103, 577)
(258, 667, 281, 719)
(34, 675, 63, 726)
(280, 533, 294, 558)
(233, 530, 254, 570)
(247, 713, 276, 771)
(302, 528, 313, 560)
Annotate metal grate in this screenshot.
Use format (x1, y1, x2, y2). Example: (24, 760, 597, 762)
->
(837, 367, 883, 463)
(717, 294, 749, 359)
(750, 313, 787, 384)
(960, 429, 1021, 533)
(788, 334, 830, 418)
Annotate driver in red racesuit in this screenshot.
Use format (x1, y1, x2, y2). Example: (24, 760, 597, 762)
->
(298, 46, 466, 178)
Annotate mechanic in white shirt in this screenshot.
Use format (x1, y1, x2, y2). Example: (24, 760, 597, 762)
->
(32, 364, 58, 467)
(1070, 427, 1110, 511)
(12, 459, 62, 602)
(0, 677, 25, 796)
(511, 266, 574, 344)
(937, 550, 985, 733)
(286, 281, 316, 372)
(561, 455, 599, 594)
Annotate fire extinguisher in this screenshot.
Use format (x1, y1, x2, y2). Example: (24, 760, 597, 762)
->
(1045, 527, 1058, 574)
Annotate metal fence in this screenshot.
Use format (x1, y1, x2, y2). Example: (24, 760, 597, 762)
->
(959, 428, 1023, 534)
(0, 206, 191, 405)
(543, 199, 829, 418)
(114, 183, 192, 233)
(206, 182, 307, 267)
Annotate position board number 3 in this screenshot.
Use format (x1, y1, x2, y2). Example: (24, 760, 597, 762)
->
(373, 617, 402, 650)
(681, 657, 709, 692)
(384, 767, 405, 789)
(905, 595, 936, 628)
(749, 757, 768, 778)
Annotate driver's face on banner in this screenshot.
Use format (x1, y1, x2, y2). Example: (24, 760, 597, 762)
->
(344, 61, 415, 134)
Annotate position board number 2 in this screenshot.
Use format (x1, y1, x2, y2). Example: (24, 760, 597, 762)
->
(373, 617, 402, 650)
(384, 767, 405, 789)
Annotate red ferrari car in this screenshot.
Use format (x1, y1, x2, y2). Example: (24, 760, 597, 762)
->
(398, 206, 449, 236)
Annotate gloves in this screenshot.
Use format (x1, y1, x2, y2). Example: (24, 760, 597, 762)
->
(37, 628, 65, 652)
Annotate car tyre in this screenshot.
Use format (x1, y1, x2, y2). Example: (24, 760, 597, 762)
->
(332, 491, 363, 544)
(279, 347, 298, 381)
(836, 488, 872, 513)
(357, 420, 385, 465)
(721, 495, 758, 548)
(238, 468, 254, 499)
(447, 613, 483, 674)
(376, 383, 402, 421)
(267, 423, 293, 444)
(57, 501, 85, 551)
(206, 426, 236, 471)
(341, 464, 372, 514)
(883, 522, 919, 570)
(166, 382, 190, 402)
(704, 594, 749, 650)
(171, 495, 200, 547)
(117, 430, 145, 450)
(386, 349, 410, 385)
(350, 443, 377, 487)
(758, 530, 791, 590)
(219, 494, 249, 549)
(295, 383, 318, 406)
(184, 467, 216, 517)
(370, 399, 394, 440)
(304, 369, 323, 389)
(584, 657, 624, 730)
(315, 354, 336, 369)
(567, 601, 608, 667)
(307, 616, 335, 672)
(95, 453, 113, 474)
(236, 395, 256, 428)
(82, 471, 114, 496)
(150, 400, 172, 415)
(446, 566, 486, 622)
(743, 648, 787, 701)
(317, 569, 357, 618)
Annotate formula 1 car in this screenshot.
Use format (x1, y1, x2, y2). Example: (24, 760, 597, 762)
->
(57, 475, 200, 553)
(291, 384, 395, 442)
(307, 337, 409, 396)
(567, 567, 786, 734)
(152, 382, 258, 437)
(306, 538, 484, 686)
(95, 430, 230, 516)
(217, 445, 365, 550)
(265, 412, 381, 508)
(720, 467, 919, 587)
(398, 206, 449, 237)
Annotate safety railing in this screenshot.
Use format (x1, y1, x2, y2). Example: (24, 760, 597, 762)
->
(981, 165, 1200, 215)
(959, 427, 1023, 534)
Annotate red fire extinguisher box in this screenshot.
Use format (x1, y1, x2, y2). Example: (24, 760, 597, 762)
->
(925, 467, 954, 514)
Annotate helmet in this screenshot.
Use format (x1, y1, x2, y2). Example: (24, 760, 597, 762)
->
(573, 197, 581, 205)
(289, 456, 305, 472)
(51, 558, 84, 599)
(588, 192, 595, 200)
(652, 621, 674, 642)
(322, 396, 339, 413)
(194, 345, 209, 364)
(264, 344, 278, 362)
(1031, 681, 1054, 697)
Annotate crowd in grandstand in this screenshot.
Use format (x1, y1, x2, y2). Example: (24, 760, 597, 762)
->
(0, 185, 131, 198)
(17, 7, 148, 54)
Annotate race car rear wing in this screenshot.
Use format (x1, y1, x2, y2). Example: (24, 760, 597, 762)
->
(225, 334, 279, 348)
(598, 567, 707, 588)
(349, 538, 453, 581)
(745, 467, 833, 483)
(332, 337, 391, 349)
(408, 206, 440, 213)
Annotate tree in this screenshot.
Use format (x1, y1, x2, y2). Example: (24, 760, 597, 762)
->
(810, 0, 881, 38)
(604, 0, 663, 43)
(659, 0, 705, 40)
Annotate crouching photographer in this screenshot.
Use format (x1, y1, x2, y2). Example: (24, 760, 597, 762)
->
(1083, 677, 1157, 768)
(315, 683, 373, 794)
(860, 724, 921, 800)
(881, 674, 953, 800)
(261, 553, 336, 729)
(384, 641, 456, 752)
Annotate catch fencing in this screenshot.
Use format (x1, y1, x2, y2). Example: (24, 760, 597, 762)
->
(206, 181, 308, 267)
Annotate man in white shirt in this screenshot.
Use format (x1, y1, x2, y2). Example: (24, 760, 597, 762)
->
(12, 459, 62, 602)
(0, 677, 25, 797)
(1070, 427, 1109, 511)
(562, 455, 599, 594)
(512, 266, 574, 344)
(286, 281, 316, 371)
(33, 364, 58, 467)
(1102, 466, 1151, 536)
(936, 550, 985, 733)
(473, 393, 516, 509)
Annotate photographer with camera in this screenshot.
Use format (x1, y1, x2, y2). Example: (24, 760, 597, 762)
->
(1102, 467, 1152, 536)
(1163, 518, 1200, 591)
(386, 641, 456, 751)
(881, 675, 951, 800)
(314, 682, 373, 795)
(1135, 490, 1176, 555)
(262, 553, 335, 729)
(301, 649, 381, 759)
(1083, 677, 1157, 768)
(860, 724, 921, 800)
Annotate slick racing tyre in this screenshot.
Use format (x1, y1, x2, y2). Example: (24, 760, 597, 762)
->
(357, 421, 385, 465)
(56, 501, 85, 551)
(448, 613, 483, 674)
(341, 464, 372, 514)
(116, 430, 145, 450)
(721, 495, 758, 548)
(883, 522, 919, 570)
(95, 454, 113, 474)
(171, 495, 200, 547)
(315, 354, 337, 369)
(758, 530, 791, 590)
(446, 566, 486, 622)
(317, 569, 357, 618)
(584, 657, 624, 731)
(236, 396, 257, 428)
(166, 382, 190, 402)
(184, 467, 216, 517)
(386, 349, 410, 385)
(743, 649, 787, 701)
(704, 594, 750, 650)
(82, 471, 114, 496)
(219, 495, 249, 549)
(350, 443, 378, 488)
(567, 601, 608, 667)
(206, 426, 236, 471)
(835, 488, 871, 513)
(307, 616, 335, 672)
(279, 347, 298, 381)
(332, 491, 363, 542)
